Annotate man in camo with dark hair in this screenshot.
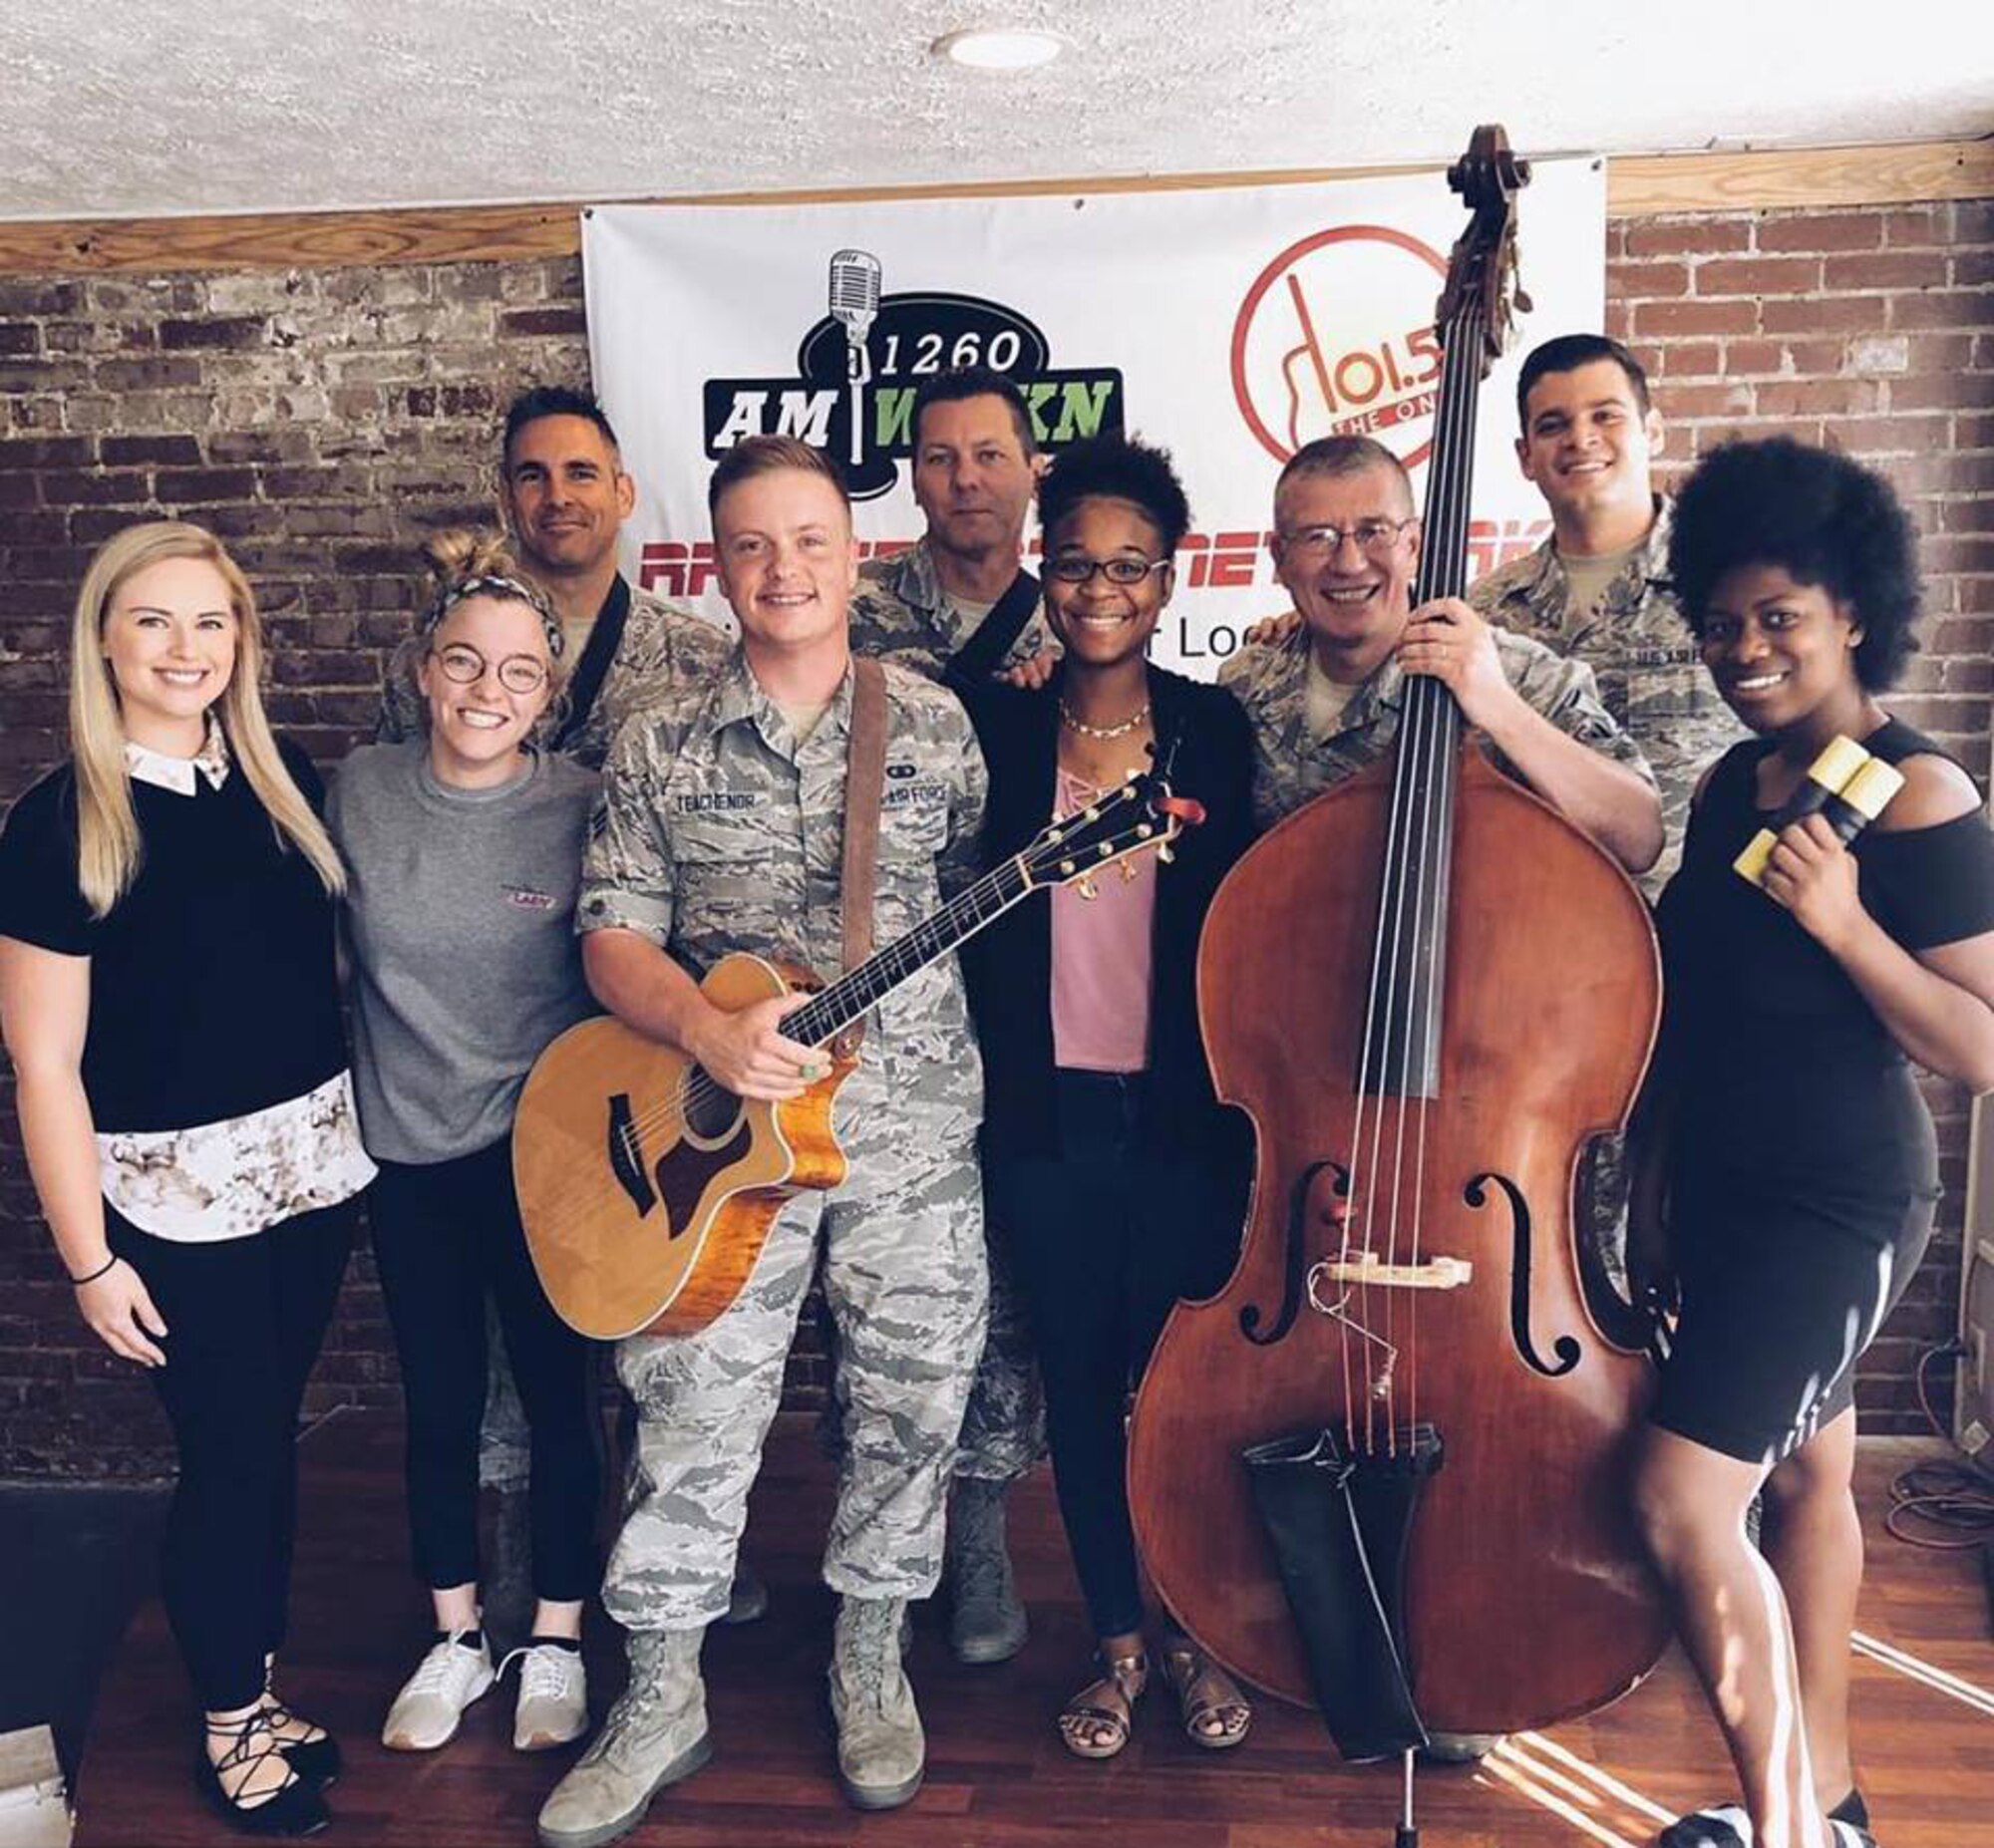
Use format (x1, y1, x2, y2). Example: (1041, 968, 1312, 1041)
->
(844, 364, 1053, 1670)
(379, 385, 731, 769)
(1469, 333, 1747, 894)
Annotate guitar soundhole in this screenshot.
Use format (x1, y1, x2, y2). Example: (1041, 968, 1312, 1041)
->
(682, 1065, 743, 1143)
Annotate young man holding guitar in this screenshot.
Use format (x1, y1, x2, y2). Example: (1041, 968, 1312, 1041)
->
(536, 436, 991, 1844)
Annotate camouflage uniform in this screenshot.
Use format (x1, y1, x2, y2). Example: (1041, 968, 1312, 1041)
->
(1218, 626, 1656, 833)
(1468, 499, 1745, 1290)
(577, 649, 991, 1628)
(1468, 499, 1745, 898)
(842, 539, 1048, 1485)
(374, 577, 728, 1497)
(376, 578, 730, 771)
(847, 538, 1054, 683)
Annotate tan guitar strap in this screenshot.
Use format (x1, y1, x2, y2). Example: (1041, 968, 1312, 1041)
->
(832, 656, 888, 1059)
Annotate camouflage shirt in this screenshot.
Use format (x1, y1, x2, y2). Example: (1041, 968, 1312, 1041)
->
(578, 647, 989, 1124)
(375, 578, 730, 772)
(847, 536, 1054, 681)
(1469, 498, 1746, 894)
(1218, 627, 1656, 835)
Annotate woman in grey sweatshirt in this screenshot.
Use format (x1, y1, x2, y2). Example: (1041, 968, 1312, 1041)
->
(327, 533, 601, 1761)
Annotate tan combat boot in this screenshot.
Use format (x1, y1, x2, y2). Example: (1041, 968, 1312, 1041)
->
(536, 1629, 710, 1848)
(827, 1595, 923, 1810)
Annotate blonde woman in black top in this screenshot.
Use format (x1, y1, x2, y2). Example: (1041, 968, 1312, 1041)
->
(0, 522, 372, 1837)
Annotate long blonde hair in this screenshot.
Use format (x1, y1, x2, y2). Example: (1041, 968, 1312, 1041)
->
(69, 520, 347, 917)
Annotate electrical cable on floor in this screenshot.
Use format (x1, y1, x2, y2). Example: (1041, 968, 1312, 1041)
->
(1883, 1341, 1994, 1550)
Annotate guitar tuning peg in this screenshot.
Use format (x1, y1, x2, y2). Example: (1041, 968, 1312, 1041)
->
(1156, 840, 1174, 865)
(1118, 858, 1138, 884)
(1076, 875, 1099, 901)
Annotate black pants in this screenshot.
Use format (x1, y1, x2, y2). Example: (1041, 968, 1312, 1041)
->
(986, 1073, 1243, 1640)
(368, 1139, 600, 1604)
(108, 1201, 354, 1712)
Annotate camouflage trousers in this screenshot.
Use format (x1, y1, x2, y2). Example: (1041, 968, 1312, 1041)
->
(478, 1301, 530, 1493)
(604, 1109, 987, 1632)
(812, 1181, 1045, 1482)
(952, 1203, 1046, 1482)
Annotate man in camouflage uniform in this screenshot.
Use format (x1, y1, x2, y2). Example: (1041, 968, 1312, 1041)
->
(1469, 337, 1752, 1351)
(1221, 434, 1661, 1766)
(1469, 334, 1747, 896)
(370, 386, 756, 1642)
(378, 384, 732, 770)
(843, 366, 1051, 1667)
(538, 438, 988, 1843)
(847, 364, 1053, 679)
(1220, 435, 1661, 867)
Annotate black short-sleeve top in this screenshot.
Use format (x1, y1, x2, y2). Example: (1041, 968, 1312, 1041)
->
(0, 738, 350, 1134)
(1655, 716, 1994, 1207)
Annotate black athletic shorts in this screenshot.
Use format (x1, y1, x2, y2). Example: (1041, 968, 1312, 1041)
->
(1650, 1169, 1936, 1466)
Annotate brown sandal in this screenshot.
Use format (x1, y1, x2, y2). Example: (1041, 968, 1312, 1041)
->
(1057, 1649, 1150, 1760)
(1161, 1642, 1251, 1750)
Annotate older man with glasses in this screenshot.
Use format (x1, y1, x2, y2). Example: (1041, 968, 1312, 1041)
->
(1219, 434, 1661, 874)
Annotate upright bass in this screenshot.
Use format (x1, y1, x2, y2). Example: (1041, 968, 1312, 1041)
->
(1128, 127, 1670, 1740)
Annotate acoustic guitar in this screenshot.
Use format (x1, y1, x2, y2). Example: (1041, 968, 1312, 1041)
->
(514, 756, 1198, 1341)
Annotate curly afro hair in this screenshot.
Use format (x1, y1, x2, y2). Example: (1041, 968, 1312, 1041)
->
(1668, 436, 1921, 691)
(1037, 433, 1193, 555)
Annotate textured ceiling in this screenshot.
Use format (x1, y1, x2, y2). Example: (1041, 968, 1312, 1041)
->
(6, 0, 1990, 220)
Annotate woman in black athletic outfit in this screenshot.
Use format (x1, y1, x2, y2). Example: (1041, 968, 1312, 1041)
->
(1633, 438, 1994, 1848)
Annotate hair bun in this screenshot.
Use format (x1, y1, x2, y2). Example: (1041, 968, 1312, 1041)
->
(423, 527, 519, 588)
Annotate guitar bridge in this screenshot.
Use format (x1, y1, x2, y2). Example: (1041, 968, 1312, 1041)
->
(607, 1093, 658, 1218)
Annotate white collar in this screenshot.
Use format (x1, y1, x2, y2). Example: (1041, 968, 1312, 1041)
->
(124, 719, 231, 796)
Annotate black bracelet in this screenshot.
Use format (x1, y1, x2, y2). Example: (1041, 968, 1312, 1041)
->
(69, 1254, 121, 1287)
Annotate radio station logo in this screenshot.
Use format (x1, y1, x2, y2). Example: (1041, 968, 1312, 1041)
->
(702, 250, 1126, 499)
(1229, 224, 1450, 470)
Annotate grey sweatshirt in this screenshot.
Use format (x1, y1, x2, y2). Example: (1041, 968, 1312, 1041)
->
(327, 741, 599, 1164)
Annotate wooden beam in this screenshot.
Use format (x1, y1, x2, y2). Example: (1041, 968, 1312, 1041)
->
(1, 140, 1986, 277)
(1606, 139, 1994, 215)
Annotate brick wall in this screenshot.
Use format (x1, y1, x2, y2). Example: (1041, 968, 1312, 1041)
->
(2, 198, 1989, 1476)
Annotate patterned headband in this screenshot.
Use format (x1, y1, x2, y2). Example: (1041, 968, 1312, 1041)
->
(422, 572, 566, 660)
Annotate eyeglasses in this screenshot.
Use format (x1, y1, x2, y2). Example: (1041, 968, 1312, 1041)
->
(433, 642, 550, 695)
(1277, 517, 1419, 560)
(1045, 555, 1171, 586)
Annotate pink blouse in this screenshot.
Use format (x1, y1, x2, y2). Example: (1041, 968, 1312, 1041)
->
(1050, 768, 1157, 1073)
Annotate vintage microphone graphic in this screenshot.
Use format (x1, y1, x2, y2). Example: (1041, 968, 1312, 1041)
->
(829, 250, 881, 467)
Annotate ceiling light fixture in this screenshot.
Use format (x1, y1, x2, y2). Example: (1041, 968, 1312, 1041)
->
(932, 26, 1067, 71)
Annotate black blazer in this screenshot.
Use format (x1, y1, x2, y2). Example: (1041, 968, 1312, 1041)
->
(958, 663, 1257, 1161)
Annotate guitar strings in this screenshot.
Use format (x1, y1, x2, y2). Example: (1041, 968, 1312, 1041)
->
(531, 837, 1094, 1221)
(529, 794, 1173, 1223)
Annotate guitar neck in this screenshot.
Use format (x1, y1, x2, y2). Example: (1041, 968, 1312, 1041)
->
(785, 855, 1035, 1049)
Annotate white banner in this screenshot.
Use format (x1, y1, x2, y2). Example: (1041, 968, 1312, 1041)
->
(583, 160, 1605, 678)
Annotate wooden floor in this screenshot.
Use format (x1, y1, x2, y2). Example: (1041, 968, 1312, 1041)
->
(75, 1413, 1993, 1847)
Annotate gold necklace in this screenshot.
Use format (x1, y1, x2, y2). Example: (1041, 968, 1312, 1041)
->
(1059, 699, 1151, 742)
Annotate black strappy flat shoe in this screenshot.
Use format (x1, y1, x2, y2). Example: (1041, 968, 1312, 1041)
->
(195, 1712, 331, 1837)
(260, 1665, 341, 1788)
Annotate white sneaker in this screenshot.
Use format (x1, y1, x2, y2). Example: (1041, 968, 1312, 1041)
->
(382, 1629, 495, 1750)
(502, 1641, 588, 1751)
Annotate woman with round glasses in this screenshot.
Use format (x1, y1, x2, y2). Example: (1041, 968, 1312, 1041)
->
(326, 532, 603, 1759)
(959, 435, 1258, 1759)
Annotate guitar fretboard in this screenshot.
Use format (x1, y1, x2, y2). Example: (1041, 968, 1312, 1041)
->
(786, 854, 1036, 1049)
